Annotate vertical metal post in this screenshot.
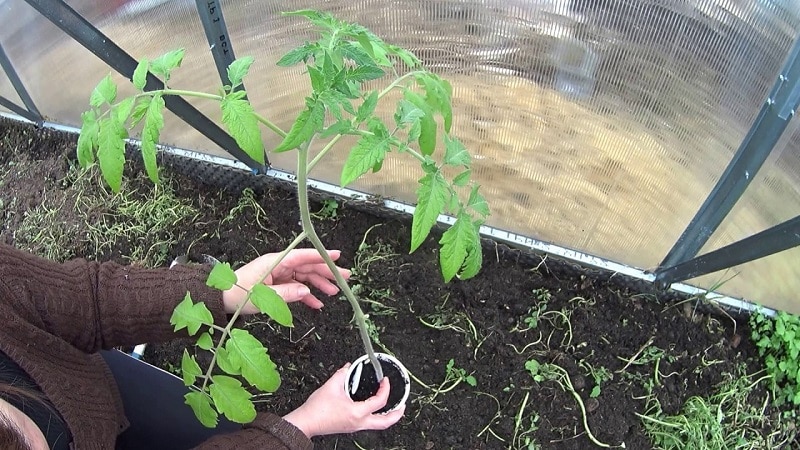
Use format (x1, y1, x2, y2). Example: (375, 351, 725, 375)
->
(194, 0, 242, 91)
(659, 36, 800, 270)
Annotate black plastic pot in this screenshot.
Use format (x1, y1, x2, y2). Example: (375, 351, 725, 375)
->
(344, 352, 410, 414)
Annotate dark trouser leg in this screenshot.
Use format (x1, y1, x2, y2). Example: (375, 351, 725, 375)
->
(100, 349, 241, 450)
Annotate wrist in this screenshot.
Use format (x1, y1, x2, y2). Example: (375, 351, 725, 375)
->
(283, 408, 316, 438)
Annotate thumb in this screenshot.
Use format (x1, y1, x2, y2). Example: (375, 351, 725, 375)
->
(270, 283, 311, 303)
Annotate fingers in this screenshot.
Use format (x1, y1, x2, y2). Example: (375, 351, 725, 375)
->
(362, 378, 391, 413)
(295, 272, 341, 296)
(270, 283, 324, 309)
(366, 406, 405, 430)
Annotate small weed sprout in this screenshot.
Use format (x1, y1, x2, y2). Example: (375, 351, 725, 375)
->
(78, 10, 489, 427)
(750, 308, 800, 418)
(311, 198, 339, 220)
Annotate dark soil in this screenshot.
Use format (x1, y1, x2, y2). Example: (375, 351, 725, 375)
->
(0, 117, 790, 449)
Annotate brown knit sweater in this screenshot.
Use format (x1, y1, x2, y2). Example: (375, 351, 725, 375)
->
(0, 244, 313, 450)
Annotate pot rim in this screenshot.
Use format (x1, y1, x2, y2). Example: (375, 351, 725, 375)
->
(344, 352, 410, 413)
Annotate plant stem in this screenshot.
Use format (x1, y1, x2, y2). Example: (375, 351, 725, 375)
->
(200, 231, 307, 391)
(253, 112, 287, 138)
(297, 141, 384, 380)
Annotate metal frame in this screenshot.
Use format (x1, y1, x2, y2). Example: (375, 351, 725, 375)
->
(194, 0, 243, 91)
(659, 36, 800, 270)
(20, 0, 266, 173)
(0, 43, 42, 123)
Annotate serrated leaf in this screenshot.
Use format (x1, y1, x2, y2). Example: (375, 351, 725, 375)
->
(209, 375, 256, 424)
(444, 135, 471, 167)
(114, 97, 135, 126)
(320, 120, 353, 138)
(340, 120, 392, 186)
(404, 90, 437, 156)
(341, 42, 376, 68)
(215, 346, 240, 375)
(277, 43, 319, 67)
(439, 213, 475, 282)
(308, 66, 325, 92)
(417, 73, 453, 133)
(458, 219, 483, 280)
(355, 33, 375, 59)
(227, 56, 254, 88)
(347, 65, 385, 83)
(77, 110, 98, 167)
(97, 117, 126, 192)
(274, 98, 325, 153)
(150, 48, 185, 80)
(90, 74, 117, 107)
(410, 170, 448, 253)
(467, 185, 490, 217)
(133, 59, 149, 91)
(221, 96, 264, 164)
(141, 94, 165, 184)
(185, 392, 218, 428)
(206, 262, 237, 290)
(389, 44, 421, 68)
(170, 292, 215, 335)
(130, 96, 151, 127)
(197, 332, 213, 350)
(394, 99, 425, 126)
(356, 91, 378, 123)
(181, 349, 202, 386)
(251, 284, 293, 327)
(227, 329, 281, 391)
(453, 169, 471, 187)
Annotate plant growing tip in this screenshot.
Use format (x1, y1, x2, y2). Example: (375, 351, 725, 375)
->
(78, 9, 490, 426)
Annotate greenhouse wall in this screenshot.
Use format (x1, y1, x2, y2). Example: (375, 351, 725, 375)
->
(1, 0, 799, 313)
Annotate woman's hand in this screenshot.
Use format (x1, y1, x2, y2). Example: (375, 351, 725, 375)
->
(221, 249, 350, 314)
(283, 364, 405, 438)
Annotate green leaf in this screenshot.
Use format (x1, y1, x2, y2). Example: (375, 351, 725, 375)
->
(170, 292, 215, 335)
(77, 110, 98, 167)
(227, 329, 281, 392)
(97, 117, 126, 192)
(130, 96, 151, 127)
(197, 332, 213, 351)
(340, 119, 392, 186)
(273, 98, 325, 153)
(389, 44, 421, 68)
(347, 65, 385, 83)
(341, 42, 376, 68)
(404, 90, 437, 156)
(90, 74, 117, 107)
(206, 262, 237, 290)
(457, 218, 482, 280)
(215, 346, 240, 375)
(150, 48, 185, 80)
(355, 33, 376, 59)
(410, 170, 449, 253)
(453, 169, 471, 187)
(590, 386, 601, 398)
(141, 94, 165, 184)
(466, 375, 477, 387)
(467, 185, 490, 217)
(221, 95, 264, 164)
(439, 213, 474, 282)
(356, 91, 378, 123)
(227, 56, 254, 88)
(394, 99, 425, 126)
(418, 73, 453, 133)
(185, 392, 218, 428)
(251, 284, 293, 327)
(133, 59, 149, 91)
(444, 135, 471, 167)
(209, 375, 256, 424)
(320, 120, 353, 138)
(114, 97, 135, 126)
(181, 349, 202, 386)
(277, 43, 319, 67)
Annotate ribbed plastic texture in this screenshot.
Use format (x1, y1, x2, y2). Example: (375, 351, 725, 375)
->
(0, 0, 798, 312)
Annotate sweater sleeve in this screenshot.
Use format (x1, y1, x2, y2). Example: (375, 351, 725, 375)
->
(194, 413, 313, 450)
(0, 244, 227, 352)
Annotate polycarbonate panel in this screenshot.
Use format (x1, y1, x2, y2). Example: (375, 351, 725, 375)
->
(693, 115, 800, 314)
(0, 79, 22, 114)
(2, 0, 800, 312)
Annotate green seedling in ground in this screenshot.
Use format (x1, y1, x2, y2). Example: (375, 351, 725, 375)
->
(750, 308, 800, 419)
(637, 364, 796, 449)
(526, 358, 626, 448)
(416, 359, 476, 412)
(79, 10, 489, 426)
(311, 198, 339, 220)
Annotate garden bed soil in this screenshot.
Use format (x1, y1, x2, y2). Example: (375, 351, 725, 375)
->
(0, 118, 790, 449)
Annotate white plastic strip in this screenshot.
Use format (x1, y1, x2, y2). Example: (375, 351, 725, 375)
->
(1, 113, 774, 317)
